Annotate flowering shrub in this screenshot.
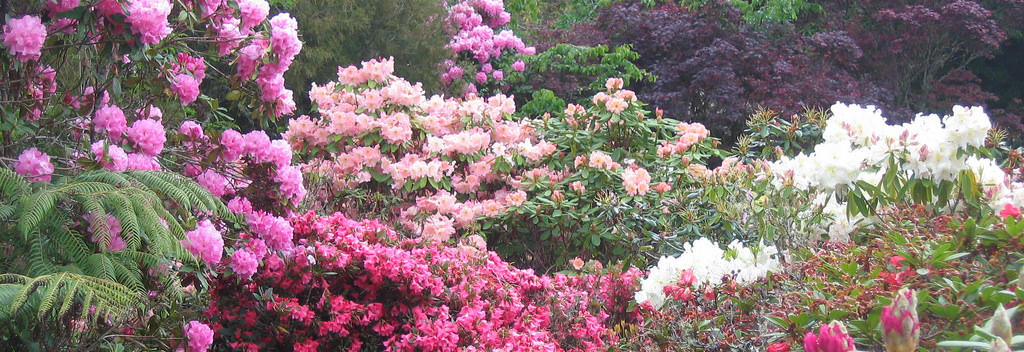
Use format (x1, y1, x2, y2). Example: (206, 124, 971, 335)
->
(443, 0, 535, 96)
(205, 211, 643, 350)
(770, 103, 1024, 241)
(285, 57, 551, 239)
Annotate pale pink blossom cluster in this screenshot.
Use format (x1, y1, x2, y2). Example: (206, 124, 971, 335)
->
(442, 1, 534, 90)
(15, 147, 55, 182)
(622, 166, 652, 196)
(87, 213, 127, 252)
(168, 53, 206, 105)
(183, 320, 214, 352)
(658, 122, 711, 157)
(2, 15, 47, 62)
(88, 103, 167, 172)
(587, 151, 621, 171)
(91, 140, 130, 172)
(184, 219, 224, 265)
(246, 211, 294, 251)
(287, 58, 555, 240)
(126, 0, 173, 45)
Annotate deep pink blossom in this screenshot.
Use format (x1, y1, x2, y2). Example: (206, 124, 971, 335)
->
(126, 0, 172, 45)
(230, 248, 260, 279)
(93, 104, 128, 142)
(15, 148, 54, 182)
(197, 169, 232, 197)
(184, 321, 214, 352)
(126, 118, 166, 156)
(171, 73, 201, 105)
(2, 15, 47, 62)
(185, 220, 224, 265)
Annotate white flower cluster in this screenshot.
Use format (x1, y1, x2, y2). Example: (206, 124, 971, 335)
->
(770, 103, 1024, 241)
(634, 237, 780, 309)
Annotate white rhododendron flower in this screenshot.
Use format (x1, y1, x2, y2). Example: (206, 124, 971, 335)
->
(635, 238, 780, 309)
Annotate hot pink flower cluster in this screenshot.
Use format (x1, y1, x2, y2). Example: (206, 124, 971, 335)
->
(176, 121, 305, 211)
(442, 1, 534, 91)
(205, 211, 643, 351)
(15, 147, 55, 182)
(2, 15, 47, 62)
(287, 58, 554, 239)
(184, 320, 215, 352)
(126, 118, 166, 156)
(184, 219, 224, 265)
(126, 0, 173, 45)
(804, 321, 856, 352)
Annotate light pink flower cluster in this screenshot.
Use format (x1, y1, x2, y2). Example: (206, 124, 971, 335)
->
(126, 0, 173, 45)
(87, 213, 127, 252)
(15, 148, 55, 182)
(91, 140, 129, 172)
(587, 151, 621, 170)
(442, 1, 534, 90)
(287, 58, 554, 239)
(658, 122, 711, 157)
(229, 248, 260, 279)
(2, 15, 47, 62)
(184, 220, 224, 265)
(246, 211, 294, 251)
(93, 104, 128, 142)
(237, 0, 270, 31)
(197, 169, 233, 197)
(184, 320, 214, 352)
(622, 166, 652, 196)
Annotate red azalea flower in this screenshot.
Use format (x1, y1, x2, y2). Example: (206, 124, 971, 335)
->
(1001, 203, 1021, 219)
(767, 341, 791, 352)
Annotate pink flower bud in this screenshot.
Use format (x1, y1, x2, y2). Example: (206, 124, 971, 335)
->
(881, 288, 919, 352)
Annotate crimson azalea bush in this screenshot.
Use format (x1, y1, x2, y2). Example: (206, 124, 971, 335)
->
(205, 210, 644, 351)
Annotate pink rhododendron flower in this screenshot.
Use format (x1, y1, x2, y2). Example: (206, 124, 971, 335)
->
(274, 165, 306, 205)
(184, 321, 214, 352)
(1001, 203, 1021, 219)
(126, 118, 166, 156)
(227, 196, 253, 215)
(269, 13, 301, 64)
(126, 0, 172, 45)
(804, 321, 855, 352)
(230, 248, 260, 279)
(171, 73, 201, 105)
(95, 0, 124, 16)
(184, 220, 223, 265)
(492, 69, 503, 81)
(126, 153, 160, 171)
(15, 148, 54, 182)
(179, 120, 204, 140)
(2, 15, 47, 62)
(570, 257, 585, 270)
(93, 104, 128, 142)
(512, 59, 525, 72)
(196, 169, 232, 197)
(219, 129, 245, 161)
(237, 0, 269, 32)
(91, 141, 129, 172)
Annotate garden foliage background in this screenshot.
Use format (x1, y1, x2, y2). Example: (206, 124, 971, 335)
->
(0, 0, 1023, 351)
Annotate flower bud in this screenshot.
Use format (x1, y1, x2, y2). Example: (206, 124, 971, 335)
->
(881, 288, 919, 352)
(990, 305, 1013, 344)
(991, 337, 1011, 352)
(804, 320, 855, 352)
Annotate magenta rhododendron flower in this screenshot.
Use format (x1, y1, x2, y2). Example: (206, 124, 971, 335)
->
(219, 129, 245, 161)
(126, 118, 166, 156)
(15, 147, 54, 182)
(126, 0, 172, 45)
(237, 0, 269, 32)
(171, 73, 200, 105)
(230, 248, 260, 279)
(93, 104, 128, 142)
(91, 141, 129, 172)
(196, 169, 232, 197)
(1001, 203, 1021, 219)
(2, 15, 47, 62)
(184, 320, 214, 352)
(184, 220, 224, 265)
(512, 59, 525, 72)
(179, 120, 204, 140)
(804, 321, 855, 352)
(126, 152, 160, 171)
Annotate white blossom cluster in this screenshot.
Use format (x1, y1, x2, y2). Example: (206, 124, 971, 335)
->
(771, 103, 1024, 241)
(634, 237, 780, 309)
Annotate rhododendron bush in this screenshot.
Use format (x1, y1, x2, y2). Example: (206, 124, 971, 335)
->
(205, 211, 643, 350)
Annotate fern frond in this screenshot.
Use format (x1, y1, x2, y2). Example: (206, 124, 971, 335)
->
(0, 273, 141, 324)
(0, 168, 29, 200)
(28, 234, 58, 276)
(16, 190, 58, 240)
(103, 192, 142, 251)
